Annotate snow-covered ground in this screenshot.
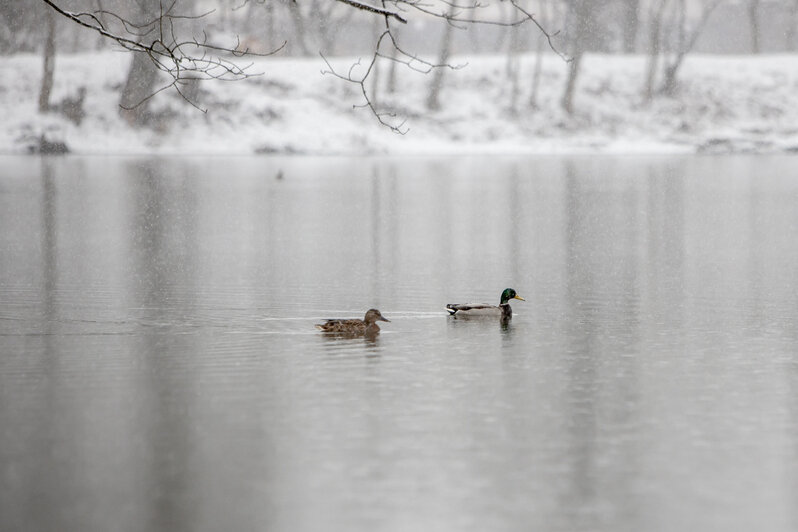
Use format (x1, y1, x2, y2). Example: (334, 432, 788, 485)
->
(2, 51, 798, 155)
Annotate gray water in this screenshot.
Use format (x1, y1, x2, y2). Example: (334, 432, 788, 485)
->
(1, 154, 797, 532)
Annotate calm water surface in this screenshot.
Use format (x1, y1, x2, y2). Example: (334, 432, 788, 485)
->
(1, 155, 797, 532)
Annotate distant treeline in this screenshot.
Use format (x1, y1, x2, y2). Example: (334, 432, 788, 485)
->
(3, 1, 797, 57)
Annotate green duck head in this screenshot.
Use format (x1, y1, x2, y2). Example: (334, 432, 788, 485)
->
(500, 288, 525, 305)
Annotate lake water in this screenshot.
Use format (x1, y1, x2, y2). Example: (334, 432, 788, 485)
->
(1, 154, 797, 532)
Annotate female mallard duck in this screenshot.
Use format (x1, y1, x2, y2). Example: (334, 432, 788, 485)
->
(446, 288, 525, 320)
(315, 309, 390, 335)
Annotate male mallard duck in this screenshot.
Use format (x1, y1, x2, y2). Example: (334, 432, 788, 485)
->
(315, 309, 390, 335)
(446, 288, 525, 320)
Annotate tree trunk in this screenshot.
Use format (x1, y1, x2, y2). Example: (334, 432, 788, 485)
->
(426, 15, 455, 111)
(370, 15, 384, 106)
(118, 0, 162, 125)
(658, 0, 720, 96)
(789, 0, 798, 51)
(529, 0, 551, 109)
(561, 53, 582, 115)
(748, 0, 761, 54)
(643, 0, 667, 103)
(95, 0, 107, 49)
(39, 7, 56, 113)
(506, 25, 521, 112)
(386, 30, 399, 94)
(119, 52, 159, 125)
(288, 1, 311, 56)
(263, 0, 275, 52)
(620, 0, 641, 53)
(529, 33, 544, 109)
(560, 0, 592, 114)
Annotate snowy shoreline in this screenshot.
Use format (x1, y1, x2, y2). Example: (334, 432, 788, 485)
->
(2, 51, 798, 155)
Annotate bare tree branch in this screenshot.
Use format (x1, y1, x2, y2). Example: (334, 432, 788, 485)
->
(40, 0, 285, 111)
(506, 0, 570, 63)
(321, 38, 410, 134)
(335, 0, 408, 24)
(45, 0, 568, 129)
(316, 0, 568, 129)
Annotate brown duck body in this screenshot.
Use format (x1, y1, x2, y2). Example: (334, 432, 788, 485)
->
(316, 309, 390, 335)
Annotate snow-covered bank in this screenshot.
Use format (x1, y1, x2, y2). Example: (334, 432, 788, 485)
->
(2, 51, 798, 155)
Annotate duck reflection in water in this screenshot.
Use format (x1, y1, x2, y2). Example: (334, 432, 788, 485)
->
(315, 309, 390, 340)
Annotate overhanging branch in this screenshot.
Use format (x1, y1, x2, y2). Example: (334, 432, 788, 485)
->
(40, 0, 285, 111)
(334, 0, 408, 24)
